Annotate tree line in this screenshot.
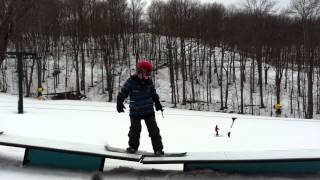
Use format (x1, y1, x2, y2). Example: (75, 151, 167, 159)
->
(0, 0, 320, 119)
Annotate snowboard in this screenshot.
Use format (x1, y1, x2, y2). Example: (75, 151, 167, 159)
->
(104, 144, 187, 157)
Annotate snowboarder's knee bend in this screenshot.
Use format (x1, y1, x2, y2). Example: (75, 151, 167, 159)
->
(128, 125, 141, 137)
(130, 123, 141, 131)
(148, 128, 160, 138)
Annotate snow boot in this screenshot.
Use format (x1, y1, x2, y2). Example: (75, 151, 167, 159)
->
(154, 150, 164, 157)
(126, 147, 137, 154)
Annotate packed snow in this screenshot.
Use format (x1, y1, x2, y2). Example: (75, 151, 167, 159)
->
(1, 93, 320, 179)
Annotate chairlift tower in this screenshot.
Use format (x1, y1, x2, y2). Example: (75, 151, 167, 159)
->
(5, 52, 39, 114)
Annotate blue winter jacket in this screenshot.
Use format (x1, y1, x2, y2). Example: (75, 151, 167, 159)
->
(117, 75, 160, 117)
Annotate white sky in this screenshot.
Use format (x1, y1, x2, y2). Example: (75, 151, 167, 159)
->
(201, 0, 291, 8)
(143, 0, 292, 10)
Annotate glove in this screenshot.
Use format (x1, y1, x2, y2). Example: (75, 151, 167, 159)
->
(117, 103, 126, 113)
(155, 101, 163, 112)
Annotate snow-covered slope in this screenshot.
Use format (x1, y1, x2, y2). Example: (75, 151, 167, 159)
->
(1, 93, 320, 179)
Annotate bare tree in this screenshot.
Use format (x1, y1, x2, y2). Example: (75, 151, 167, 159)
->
(128, 0, 145, 63)
(289, 0, 320, 118)
(242, 0, 277, 14)
(0, 0, 35, 65)
(242, 0, 277, 109)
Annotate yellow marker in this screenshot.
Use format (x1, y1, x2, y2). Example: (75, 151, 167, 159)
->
(37, 87, 44, 93)
(274, 103, 281, 110)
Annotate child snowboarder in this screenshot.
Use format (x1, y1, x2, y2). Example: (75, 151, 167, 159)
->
(116, 60, 164, 156)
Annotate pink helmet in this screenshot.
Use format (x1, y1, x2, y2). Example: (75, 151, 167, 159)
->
(137, 60, 153, 73)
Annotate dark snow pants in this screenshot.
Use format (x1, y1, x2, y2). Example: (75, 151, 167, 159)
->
(128, 114, 163, 152)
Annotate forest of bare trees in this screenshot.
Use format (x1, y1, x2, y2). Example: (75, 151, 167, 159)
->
(0, 0, 320, 119)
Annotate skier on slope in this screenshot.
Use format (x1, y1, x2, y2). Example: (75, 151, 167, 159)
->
(274, 103, 282, 117)
(37, 86, 45, 100)
(116, 60, 164, 156)
(215, 125, 220, 136)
